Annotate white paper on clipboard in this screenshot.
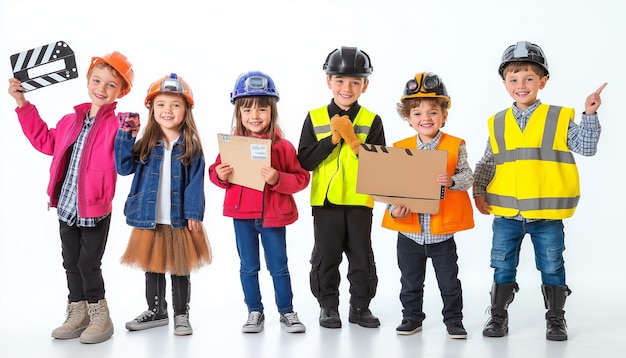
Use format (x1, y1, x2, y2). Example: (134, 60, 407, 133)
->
(217, 133, 272, 191)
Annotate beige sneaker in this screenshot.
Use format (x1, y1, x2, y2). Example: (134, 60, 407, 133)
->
(51, 301, 90, 339)
(80, 299, 114, 344)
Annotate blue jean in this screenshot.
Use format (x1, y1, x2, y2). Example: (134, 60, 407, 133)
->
(397, 234, 463, 324)
(491, 217, 566, 286)
(233, 218, 293, 314)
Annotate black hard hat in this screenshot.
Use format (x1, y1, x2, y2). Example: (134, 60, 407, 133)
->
(323, 46, 373, 77)
(498, 41, 549, 79)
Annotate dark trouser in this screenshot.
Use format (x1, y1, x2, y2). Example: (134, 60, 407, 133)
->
(397, 233, 463, 324)
(309, 206, 377, 309)
(145, 272, 191, 316)
(60, 214, 111, 303)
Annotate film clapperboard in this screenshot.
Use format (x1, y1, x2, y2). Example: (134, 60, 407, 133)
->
(10, 40, 78, 92)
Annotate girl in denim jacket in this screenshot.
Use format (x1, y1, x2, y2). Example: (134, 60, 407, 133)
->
(115, 73, 211, 336)
(209, 71, 310, 334)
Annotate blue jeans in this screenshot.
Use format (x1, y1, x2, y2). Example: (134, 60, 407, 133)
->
(233, 218, 293, 314)
(491, 217, 566, 286)
(397, 234, 463, 324)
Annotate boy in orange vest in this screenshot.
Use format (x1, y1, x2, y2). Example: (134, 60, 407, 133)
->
(381, 72, 474, 338)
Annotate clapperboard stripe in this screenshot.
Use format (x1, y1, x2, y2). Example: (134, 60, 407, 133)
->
(10, 40, 78, 92)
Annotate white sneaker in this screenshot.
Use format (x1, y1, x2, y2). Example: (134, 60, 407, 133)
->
(242, 311, 264, 333)
(174, 314, 193, 336)
(280, 312, 306, 333)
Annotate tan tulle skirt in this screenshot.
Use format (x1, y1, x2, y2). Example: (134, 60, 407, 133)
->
(121, 224, 212, 275)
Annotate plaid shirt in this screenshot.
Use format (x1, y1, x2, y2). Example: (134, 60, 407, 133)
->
(473, 100, 602, 221)
(57, 114, 106, 227)
(389, 131, 474, 245)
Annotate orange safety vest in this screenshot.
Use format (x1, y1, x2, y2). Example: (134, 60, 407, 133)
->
(381, 134, 474, 235)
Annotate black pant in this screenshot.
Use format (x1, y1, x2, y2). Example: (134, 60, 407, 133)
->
(146, 272, 190, 316)
(309, 206, 377, 308)
(59, 215, 110, 303)
(397, 233, 463, 324)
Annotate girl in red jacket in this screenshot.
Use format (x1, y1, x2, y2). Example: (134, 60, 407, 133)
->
(209, 71, 310, 334)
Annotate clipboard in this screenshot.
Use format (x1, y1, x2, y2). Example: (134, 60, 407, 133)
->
(217, 133, 272, 191)
(356, 144, 447, 214)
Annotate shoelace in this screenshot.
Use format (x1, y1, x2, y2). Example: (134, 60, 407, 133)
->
(245, 312, 262, 326)
(87, 304, 104, 327)
(175, 314, 190, 328)
(135, 310, 156, 321)
(547, 316, 567, 329)
(64, 303, 84, 323)
(282, 312, 300, 325)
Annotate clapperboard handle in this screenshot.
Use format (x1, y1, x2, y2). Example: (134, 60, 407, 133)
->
(10, 40, 78, 92)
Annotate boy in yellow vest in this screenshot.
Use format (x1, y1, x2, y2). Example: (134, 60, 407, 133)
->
(473, 40, 607, 341)
(381, 72, 474, 338)
(297, 46, 386, 328)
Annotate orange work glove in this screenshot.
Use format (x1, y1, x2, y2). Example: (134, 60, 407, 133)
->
(331, 115, 361, 154)
(329, 114, 342, 145)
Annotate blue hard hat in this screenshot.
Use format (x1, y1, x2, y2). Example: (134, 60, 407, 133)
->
(230, 71, 279, 104)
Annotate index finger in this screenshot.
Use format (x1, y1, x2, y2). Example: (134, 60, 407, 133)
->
(595, 82, 608, 95)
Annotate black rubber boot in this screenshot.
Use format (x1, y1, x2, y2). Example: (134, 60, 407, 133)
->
(541, 284, 571, 341)
(482, 282, 519, 337)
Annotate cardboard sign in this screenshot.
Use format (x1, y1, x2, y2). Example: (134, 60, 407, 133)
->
(217, 134, 271, 191)
(356, 143, 447, 214)
(10, 40, 78, 92)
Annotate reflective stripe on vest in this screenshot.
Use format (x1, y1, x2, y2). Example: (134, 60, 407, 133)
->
(486, 104, 580, 219)
(309, 106, 376, 207)
(381, 134, 474, 234)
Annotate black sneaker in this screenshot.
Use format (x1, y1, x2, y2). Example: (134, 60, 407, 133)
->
(396, 319, 422, 335)
(446, 321, 468, 339)
(348, 306, 380, 328)
(125, 310, 169, 331)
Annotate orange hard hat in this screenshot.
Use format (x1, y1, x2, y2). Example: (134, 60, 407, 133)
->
(144, 73, 194, 109)
(87, 51, 134, 98)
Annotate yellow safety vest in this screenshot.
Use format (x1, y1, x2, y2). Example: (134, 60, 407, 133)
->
(381, 134, 474, 234)
(309, 106, 376, 207)
(486, 104, 580, 219)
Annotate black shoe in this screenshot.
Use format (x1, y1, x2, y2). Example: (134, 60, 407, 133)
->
(396, 319, 422, 335)
(348, 306, 380, 328)
(482, 315, 508, 337)
(446, 321, 467, 339)
(545, 314, 568, 341)
(319, 307, 341, 328)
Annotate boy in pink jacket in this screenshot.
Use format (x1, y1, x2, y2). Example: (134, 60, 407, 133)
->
(7, 51, 137, 344)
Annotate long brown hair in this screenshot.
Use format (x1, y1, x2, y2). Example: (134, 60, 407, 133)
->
(132, 98, 203, 166)
(231, 96, 283, 143)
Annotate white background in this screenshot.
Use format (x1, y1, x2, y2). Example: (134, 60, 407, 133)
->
(1, 1, 624, 357)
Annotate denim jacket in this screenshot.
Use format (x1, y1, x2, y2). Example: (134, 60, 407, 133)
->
(114, 130, 205, 229)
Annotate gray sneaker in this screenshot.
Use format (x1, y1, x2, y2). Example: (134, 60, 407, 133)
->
(126, 310, 169, 331)
(174, 314, 193, 336)
(280, 312, 306, 333)
(242, 311, 264, 333)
